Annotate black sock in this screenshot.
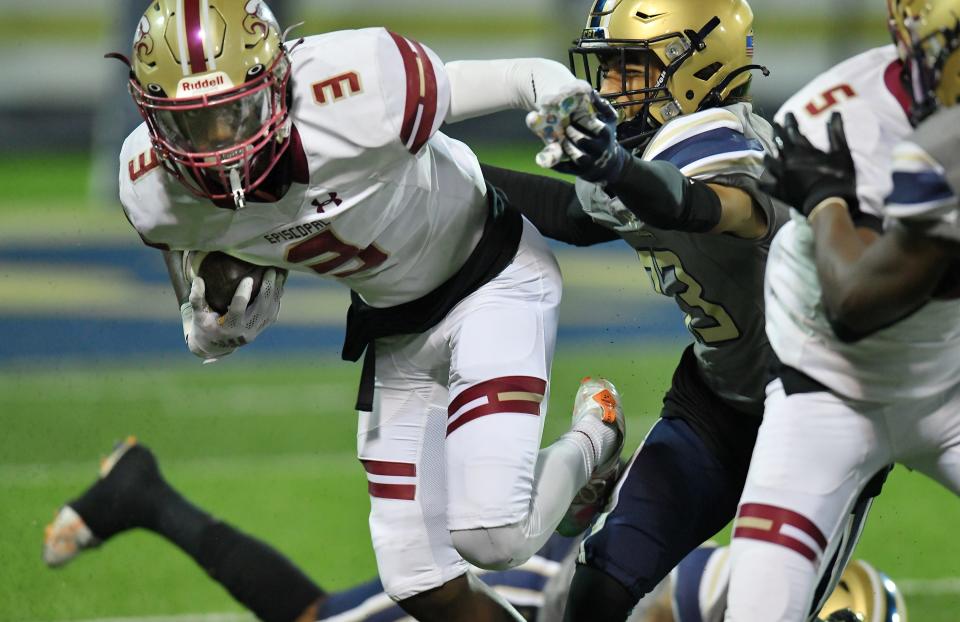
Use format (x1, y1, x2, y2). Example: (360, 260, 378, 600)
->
(196, 521, 325, 622)
(563, 565, 636, 622)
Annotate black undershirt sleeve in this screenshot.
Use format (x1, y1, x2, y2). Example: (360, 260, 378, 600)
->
(606, 156, 723, 233)
(480, 164, 619, 247)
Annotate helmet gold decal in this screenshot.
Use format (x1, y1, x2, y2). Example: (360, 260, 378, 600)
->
(570, 0, 768, 149)
(888, 0, 960, 124)
(126, 0, 292, 208)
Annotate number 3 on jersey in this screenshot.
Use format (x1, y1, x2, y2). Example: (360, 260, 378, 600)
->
(286, 229, 387, 278)
(637, 249, 740, 345)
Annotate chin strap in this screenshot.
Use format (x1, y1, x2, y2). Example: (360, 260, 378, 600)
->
(229, 168, 246, 209)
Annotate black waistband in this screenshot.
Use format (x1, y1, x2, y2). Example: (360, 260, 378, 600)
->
(343, 184, 524, 411)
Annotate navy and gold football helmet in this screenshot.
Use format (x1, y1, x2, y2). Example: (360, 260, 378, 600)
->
(569, 0, 768, 148)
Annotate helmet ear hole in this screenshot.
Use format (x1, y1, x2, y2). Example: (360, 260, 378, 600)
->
(246, 64, 265, 80)
(694, 62, 723, 81)
(147, 83, 167, 96)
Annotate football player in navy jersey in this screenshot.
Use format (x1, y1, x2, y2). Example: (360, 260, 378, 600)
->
(481, 1, 792, 619)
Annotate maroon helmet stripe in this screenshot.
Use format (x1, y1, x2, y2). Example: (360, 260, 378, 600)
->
(368, 482, 416, 500)
(389, 32, 420, 147)
(184, 0, 208, 74)
(738, 503, 827, 548)
(361, 459, 417, 477)
(732, 526, 818, 562)
(409, 39, 438, 153)
(448, 376, 547, 415)
(447, 401, 542, 436)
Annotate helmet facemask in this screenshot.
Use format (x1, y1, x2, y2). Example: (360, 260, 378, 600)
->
(571, 13, 766, 152)
(130, 52, 292, 208)
(570, 41, 674, 150)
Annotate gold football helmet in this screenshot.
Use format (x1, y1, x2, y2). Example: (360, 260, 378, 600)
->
(888, 0, 960, 124)
(569, 0, 767, 147)
(817, 560, 908, 622)
(119, 0, 292, 207)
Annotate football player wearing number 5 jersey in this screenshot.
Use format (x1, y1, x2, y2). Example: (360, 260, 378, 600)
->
(480, 1, 796, 620)
(725, 1, 960, 620)
(111, 2, 629, 620)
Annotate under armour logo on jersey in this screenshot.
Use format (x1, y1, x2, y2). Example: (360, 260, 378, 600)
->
(313, 193, 343, 213)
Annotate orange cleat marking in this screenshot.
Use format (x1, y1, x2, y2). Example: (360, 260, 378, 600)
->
(593, 389, 618, 424)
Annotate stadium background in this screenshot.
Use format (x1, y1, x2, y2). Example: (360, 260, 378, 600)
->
(1, 1, 958, 620)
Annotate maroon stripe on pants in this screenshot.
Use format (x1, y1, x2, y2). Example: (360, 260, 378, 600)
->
(361, 459, 417, 477)
(368, 481, 416, 500)
(447, 400, 542, 436)
(184, 0, 208, 74)
(448, 376, 547, 416)
(733, 526, 818, 562)
(738, 503, 827, 548)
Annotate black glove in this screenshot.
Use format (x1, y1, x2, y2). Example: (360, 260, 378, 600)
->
(555, 93, 629, 185)
(765, 112, 859, 217)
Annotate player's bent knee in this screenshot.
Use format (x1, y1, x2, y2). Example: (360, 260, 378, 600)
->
(451, 523, 529, 571)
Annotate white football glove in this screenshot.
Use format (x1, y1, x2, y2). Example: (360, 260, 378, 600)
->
(179, 268, 286, 363)
(525, 82, 598, 169)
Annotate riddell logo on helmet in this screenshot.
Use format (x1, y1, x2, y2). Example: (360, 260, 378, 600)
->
(177, 72, 235, 97)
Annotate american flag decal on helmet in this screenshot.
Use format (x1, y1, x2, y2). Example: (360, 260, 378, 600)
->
(746, 30, 755, 58)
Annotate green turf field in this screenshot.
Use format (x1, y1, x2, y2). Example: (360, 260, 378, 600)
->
(1, 347, 959, 621)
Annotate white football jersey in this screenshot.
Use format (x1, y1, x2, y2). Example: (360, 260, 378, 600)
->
(119, 28, 489, 308)
(765, 45, 960, 400)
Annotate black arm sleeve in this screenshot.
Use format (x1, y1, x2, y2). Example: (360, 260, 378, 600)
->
(606, 156, 722, 233)
(480, 164, 619, 247)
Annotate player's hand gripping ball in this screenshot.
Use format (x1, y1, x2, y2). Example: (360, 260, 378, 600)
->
(186, 251, 267, 315)
(180, 251, 288, 362)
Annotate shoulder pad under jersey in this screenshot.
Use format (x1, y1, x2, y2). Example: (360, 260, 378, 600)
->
(886, 116, 960, 243)
(286, 28, 451, 197)
(642, 103, 772, 181)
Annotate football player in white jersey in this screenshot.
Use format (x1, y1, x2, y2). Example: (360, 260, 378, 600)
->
(106, 2, 631, 620)
(44, 439, 907, 622)
(725, 1, 960, 620)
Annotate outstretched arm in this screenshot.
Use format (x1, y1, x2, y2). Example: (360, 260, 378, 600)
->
(481, 164, 619, 247)
(538, 95, 770, 239)
(444, 59, 585, 122)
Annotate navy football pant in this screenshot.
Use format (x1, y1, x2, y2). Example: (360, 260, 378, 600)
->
(579, 417, 749, 601)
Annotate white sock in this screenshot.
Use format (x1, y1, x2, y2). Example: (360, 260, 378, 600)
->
(569, 414, 619, 471)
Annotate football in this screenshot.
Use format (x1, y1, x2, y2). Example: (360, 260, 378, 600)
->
(185, 251, 267, 315)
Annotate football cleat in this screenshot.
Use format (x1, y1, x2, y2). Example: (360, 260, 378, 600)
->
(43, 436, 151, 568)
(557, 377, 626, 537)
(43, 505, 98, 568)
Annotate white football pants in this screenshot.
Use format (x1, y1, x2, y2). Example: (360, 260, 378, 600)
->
(357, 220, 589, 600)
(725, 378, 960, 621)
